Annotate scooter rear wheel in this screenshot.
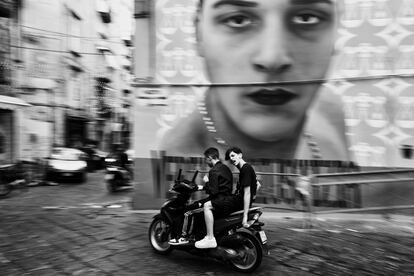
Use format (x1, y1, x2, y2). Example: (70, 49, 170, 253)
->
(228, 232, 263, 273)
(148, 215, 173, 255)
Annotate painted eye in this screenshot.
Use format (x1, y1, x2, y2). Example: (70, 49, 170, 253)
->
(292, 14, 321, 25)
(223, 15, 253, 28)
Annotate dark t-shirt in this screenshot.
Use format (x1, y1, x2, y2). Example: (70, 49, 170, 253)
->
(205, 161, 233, 198)
(236, 163, 257, 204)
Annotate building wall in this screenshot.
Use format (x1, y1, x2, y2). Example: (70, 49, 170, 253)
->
(133, 0, 414, 168)
(12, 0, 134, 158)
(0, 1, 19, 164)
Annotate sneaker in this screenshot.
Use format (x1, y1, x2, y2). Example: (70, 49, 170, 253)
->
(195, 236, 217, 249)
(168, 237, 189, 245)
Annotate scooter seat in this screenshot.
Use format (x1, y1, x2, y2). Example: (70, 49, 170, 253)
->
(228, 206, 261, 216)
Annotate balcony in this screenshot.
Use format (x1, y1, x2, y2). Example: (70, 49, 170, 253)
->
(99, 11, 111, 23)
(96, 0, 111, 23)
(64, 56, 84, 73)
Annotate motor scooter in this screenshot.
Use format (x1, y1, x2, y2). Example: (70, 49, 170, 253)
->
(104, 165, 132, 193)
(0, 162, 27, 198)
(148, 169, 268, 273)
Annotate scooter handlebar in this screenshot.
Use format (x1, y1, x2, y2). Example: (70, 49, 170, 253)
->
(191, 170, 199, 183)
(176, 169, 182, 182)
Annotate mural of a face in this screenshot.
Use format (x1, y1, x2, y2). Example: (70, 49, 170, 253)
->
(196, 0, 337, 142)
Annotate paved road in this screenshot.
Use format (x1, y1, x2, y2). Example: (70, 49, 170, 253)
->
(0, 171, 413, 275)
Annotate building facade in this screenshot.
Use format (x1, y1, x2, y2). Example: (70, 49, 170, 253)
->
(0, 0, 31, 164)
(0, 0, 134, 164)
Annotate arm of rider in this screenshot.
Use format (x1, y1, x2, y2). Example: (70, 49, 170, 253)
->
(252, 180, 261, 201)
(242, 186, 251, 227)
(197, 174, 208, 191)
(256, 180, 261, 192)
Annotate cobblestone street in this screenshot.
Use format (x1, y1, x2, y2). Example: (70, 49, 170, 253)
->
(0, 171, 413, 275)
(1, 201, 414, 275)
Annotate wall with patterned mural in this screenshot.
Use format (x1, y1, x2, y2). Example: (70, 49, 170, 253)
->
(134, 0, 414, 168)
(325, 0, 414, 168)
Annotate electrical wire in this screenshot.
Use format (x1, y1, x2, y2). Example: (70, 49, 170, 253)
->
(132, 73, 414, 88)
(9, 45, 130, 57)
(20, 25, 131, 45)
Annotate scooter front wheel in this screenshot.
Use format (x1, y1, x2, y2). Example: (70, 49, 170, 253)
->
(228, 232, 263, 273)
(148, 215, 173, 255)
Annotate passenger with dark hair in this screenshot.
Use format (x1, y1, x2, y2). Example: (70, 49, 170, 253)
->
(225, 146, 258, 228)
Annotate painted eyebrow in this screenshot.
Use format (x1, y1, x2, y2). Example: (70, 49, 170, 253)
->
(212, 0, 258, 9)
(291, 0, 333, 5)
(212, 0, 334, 9)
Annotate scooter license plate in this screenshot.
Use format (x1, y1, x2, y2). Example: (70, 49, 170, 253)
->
(259, 230, 267, 244)
(105, 174, 114, 180)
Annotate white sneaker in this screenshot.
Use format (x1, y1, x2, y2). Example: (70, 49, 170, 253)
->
(195, 236, 217, 249)
(168, 237, 189, 245)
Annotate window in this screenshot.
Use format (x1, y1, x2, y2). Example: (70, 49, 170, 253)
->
(0, 132, 5, 154)
(0, 52, 10, 85)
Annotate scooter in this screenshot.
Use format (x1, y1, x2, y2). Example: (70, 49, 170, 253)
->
(148, 169, 268, 273)
(104, 165, 132, 193)
(0, 163, 27, 198)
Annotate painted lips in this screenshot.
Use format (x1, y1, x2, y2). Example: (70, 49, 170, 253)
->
(247, 88, 297, 106)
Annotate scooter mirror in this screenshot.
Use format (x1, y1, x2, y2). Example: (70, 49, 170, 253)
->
(176, 169, 182, 182)
(191, 170, 199, 183)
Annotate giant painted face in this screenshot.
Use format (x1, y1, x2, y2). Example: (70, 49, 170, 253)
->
(196, 0, 338, 142)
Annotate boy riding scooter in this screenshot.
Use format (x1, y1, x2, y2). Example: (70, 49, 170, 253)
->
(169, 147, 235, 247)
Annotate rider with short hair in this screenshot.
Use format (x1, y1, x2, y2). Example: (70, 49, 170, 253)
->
(169, 147, 234, 247)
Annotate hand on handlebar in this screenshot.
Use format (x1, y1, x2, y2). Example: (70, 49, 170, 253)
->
(203, 175, 209, 183)
(197, 184, 204, 191)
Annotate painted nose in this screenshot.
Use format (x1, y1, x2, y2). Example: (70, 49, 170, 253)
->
(251, 24, 292, 74)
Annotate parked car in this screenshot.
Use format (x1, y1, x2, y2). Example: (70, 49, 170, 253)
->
(45, 147, 88, 183)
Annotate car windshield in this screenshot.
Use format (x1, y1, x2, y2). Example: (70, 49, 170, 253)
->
(51, 148, 83, 161)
